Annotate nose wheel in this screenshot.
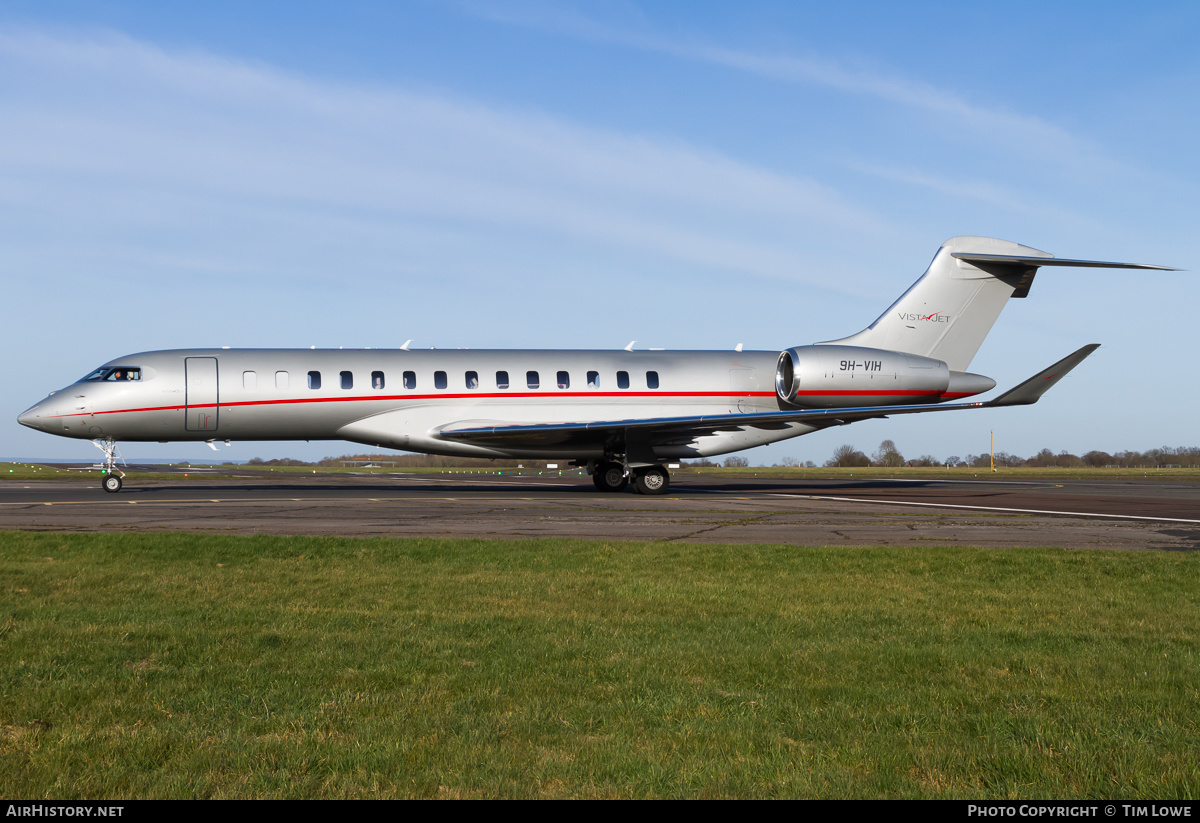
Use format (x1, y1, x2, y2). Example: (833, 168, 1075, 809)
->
(102, 473, 123, 493)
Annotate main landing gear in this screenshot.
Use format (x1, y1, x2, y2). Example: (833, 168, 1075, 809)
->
(92, 438, 125, 493)
(589, 461, 670, 496)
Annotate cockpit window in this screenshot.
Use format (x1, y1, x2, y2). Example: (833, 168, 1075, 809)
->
(81, 367, 141, 382)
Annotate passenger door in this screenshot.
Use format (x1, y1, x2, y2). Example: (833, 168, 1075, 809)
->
(185, 357, 219, 432)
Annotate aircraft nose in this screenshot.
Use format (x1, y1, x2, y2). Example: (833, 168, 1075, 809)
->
(18, 402, 50, 432)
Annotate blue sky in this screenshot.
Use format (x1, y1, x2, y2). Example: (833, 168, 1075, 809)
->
(4, 1, 1197, 464)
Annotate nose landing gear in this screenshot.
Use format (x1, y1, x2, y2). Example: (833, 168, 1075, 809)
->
(92, 438, 126, 493)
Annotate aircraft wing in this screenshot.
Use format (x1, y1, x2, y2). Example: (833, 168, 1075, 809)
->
(435, 344, 1100, 451)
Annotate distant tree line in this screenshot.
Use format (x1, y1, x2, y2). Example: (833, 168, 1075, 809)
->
(815, 441, 1200, 469)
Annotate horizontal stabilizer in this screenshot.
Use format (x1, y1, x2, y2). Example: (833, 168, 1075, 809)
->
(952, 253, 1178, 271)
(985, 343, 1100, 407)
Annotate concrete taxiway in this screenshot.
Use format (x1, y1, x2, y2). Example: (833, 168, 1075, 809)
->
(2, 472, 1198, 550)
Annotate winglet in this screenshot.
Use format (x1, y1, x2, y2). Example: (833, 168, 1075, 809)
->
(986, 344, 1100, 407)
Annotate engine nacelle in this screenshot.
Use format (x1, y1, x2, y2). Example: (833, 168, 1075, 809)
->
(775, 345, 992, 408)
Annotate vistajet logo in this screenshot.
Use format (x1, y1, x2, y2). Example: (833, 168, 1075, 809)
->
(898, 311, 951, 323)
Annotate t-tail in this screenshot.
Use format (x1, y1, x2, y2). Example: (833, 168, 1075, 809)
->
(820, 236, 1176, 372)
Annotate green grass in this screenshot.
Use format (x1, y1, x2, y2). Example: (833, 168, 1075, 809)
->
(1, 532, 1197, 798)
(1, 463, 98, 481)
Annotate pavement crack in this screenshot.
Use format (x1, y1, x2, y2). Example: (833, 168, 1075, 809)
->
(662, 515, 769, 542)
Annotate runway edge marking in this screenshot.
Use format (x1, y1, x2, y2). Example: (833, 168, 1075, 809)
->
(766, 493, 1200, 525)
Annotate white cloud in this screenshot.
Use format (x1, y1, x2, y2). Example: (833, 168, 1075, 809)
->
(0, 27, 891, 287)
(842, 160, 1102, 231)
(466, 3, 1119, 173)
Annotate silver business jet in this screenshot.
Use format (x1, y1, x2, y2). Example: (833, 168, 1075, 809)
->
(18, 237, 1174, 494)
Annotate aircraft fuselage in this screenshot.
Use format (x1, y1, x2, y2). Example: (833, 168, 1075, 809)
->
(17, 346, 977, 460)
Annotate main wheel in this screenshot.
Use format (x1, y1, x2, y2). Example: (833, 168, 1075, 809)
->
(592, 461, 627, 492)
(102, 474, 123, 493)
(633, 465, 670, 495)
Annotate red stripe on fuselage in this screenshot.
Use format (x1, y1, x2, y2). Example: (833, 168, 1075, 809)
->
(46, 387, 977, 419)
(49, 390, 778, 418)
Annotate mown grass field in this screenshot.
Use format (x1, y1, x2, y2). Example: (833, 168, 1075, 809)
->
(1, 532, 1197, 798)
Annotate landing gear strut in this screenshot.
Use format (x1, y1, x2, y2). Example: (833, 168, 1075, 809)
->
(92, 438, 125, 493)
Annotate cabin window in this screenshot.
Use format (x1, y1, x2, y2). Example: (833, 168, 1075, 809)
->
(308, 371, 321, 390)
(646, 371, 659, 389)
(465, 371, 479, 389)
(403, 371, 416, 389)
(372, 370, 385, 389)
(276, 371, 289, 390)
(496, 371, 509, 390)
(341, 371, 353, 390)
(617, 371, 630, 389)
(557, 371, 570, 389)
(527, 371, 539, 389)
(243, 371, 257, 390)
(587, 371, 600, 388)
(435, 371, 448, 389)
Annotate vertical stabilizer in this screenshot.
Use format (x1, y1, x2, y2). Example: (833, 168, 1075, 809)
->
(819, 237, 1051, 371)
